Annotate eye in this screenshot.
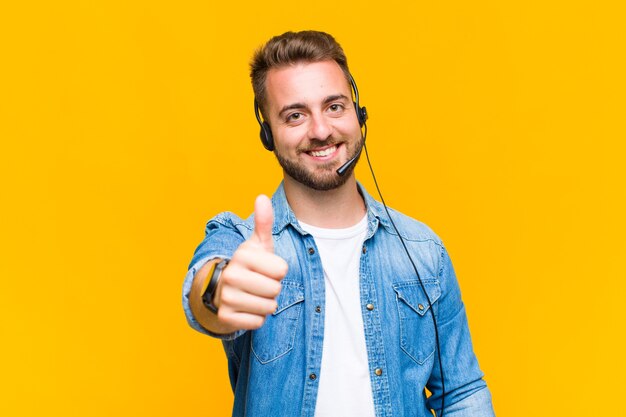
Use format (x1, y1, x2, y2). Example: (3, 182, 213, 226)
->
(328, 104, 343, 112)
(286, 112, 302, 122)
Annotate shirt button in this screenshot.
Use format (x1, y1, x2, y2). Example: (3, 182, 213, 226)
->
(418, 304, 425, 311)
(308, 247, 315, 255)
(309, 373, 317, 380)
(315, 306, 321, 313)
(362, 246, 367, 254)
(375, 368, 383, 376)
(366, 303, 374, 311)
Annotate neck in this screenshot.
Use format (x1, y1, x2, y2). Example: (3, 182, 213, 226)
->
(283, 173, 366, 229)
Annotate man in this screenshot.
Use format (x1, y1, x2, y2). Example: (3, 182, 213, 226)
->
(183, 31, 495, 417)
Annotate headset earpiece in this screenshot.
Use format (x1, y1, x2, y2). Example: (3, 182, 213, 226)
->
(356, 104, 368, 127)
(259, 121, 274, 151)
(254, 100, 274, 151)
(349, 75, 368, 128)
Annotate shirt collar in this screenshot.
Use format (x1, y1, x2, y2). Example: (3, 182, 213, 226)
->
(270, 181, 393, 237)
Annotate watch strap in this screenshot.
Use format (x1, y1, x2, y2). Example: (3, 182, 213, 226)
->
(201, 258, 229, 314)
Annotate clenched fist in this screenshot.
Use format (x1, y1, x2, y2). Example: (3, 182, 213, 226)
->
(212, 195, 289, 330)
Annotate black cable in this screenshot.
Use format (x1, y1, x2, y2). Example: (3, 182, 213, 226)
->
(362, 130, 446, 416)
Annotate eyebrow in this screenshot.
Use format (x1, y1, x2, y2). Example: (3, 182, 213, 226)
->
(278, 94, 350, 118)
(323, 94, 350, 105)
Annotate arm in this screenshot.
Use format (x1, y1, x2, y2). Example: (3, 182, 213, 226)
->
(426, 246, 495, 416)
(182, 195, 288, 338)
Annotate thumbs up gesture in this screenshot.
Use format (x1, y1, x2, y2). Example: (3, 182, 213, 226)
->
(213, 195, 289, 330)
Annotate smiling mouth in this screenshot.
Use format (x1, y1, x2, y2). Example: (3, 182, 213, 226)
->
(308, 145, 338, 157)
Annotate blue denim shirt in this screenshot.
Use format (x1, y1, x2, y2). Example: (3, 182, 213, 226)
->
(182, 183, 495, 417)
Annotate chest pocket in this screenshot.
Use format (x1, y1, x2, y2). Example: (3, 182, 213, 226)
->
(393, 279, 441, 365)
(252, 281, 305, 364)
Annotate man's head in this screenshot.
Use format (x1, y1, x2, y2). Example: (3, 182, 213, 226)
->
(250, 31, 364, 191)
(250, 31, 352, 117)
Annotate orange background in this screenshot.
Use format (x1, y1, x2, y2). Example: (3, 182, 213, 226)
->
(1, 1, 624, 416)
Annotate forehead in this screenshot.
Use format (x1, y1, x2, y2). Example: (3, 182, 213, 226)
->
(264, 61, 351, 111)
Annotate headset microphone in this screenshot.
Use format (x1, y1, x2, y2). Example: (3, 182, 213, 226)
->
(336, 125, 366, 176)
(336, 149, 361, 176)
(336, 74, 368, 176)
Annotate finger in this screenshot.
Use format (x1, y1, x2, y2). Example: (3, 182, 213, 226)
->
(219, 286, 278, 316)
(252, 194, 274, 252)
(232, 245, 288, 280)
(217, 309, 267, 330)
(220, 265, 282, 299)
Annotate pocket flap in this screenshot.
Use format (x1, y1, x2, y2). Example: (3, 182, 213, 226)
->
(273, 281, 305, 315)
(393, 280, 441, 316)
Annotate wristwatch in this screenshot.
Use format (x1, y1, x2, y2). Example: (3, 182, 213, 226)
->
(201, 258, 229, 314)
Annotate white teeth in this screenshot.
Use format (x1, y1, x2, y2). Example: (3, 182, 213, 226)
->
(309, 146, 337, 157)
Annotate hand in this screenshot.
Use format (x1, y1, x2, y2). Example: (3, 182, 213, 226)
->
(213, 195, 288, 330)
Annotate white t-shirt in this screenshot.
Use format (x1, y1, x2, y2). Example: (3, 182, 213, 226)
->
(299, 216, 376, 417)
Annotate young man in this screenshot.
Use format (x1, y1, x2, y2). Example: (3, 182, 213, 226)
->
(183, 31, 495, 417)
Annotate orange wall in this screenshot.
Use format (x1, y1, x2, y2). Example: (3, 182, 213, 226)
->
(1, 1, 624, 416)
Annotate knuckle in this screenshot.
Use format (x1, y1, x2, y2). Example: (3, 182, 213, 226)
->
(221, 266, 245, 289)
(277, 259, 289, 277)
(241, 239, 259, 251)
(258, 299, 277, 316)
(232, 242, 252, 259)
(219, 288, 235, 305)
(220, 269, 235, 286)
(241, 315, 265, 330)
(217, 308, 232, 323)
(253, 316, 266, 329)
(270, 282, 282, 298)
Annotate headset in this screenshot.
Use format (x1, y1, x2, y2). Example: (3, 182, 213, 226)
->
(253, 74, 447, 416)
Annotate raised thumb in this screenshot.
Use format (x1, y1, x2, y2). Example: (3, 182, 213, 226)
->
(252, 194, 274, 252)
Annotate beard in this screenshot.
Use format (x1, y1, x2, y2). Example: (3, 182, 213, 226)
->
(274, 136, 364, 191)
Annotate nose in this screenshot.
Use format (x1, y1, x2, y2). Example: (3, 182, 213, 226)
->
(307, 112, 332, 141)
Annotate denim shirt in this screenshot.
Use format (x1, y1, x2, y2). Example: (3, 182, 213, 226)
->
(182, 183, 495, 417)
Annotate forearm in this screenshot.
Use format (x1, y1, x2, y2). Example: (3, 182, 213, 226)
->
(183, 256, 243, 340)
(188, 259, 239, 335)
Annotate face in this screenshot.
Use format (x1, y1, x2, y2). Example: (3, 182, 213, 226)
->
(264, 60, 363, 191)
